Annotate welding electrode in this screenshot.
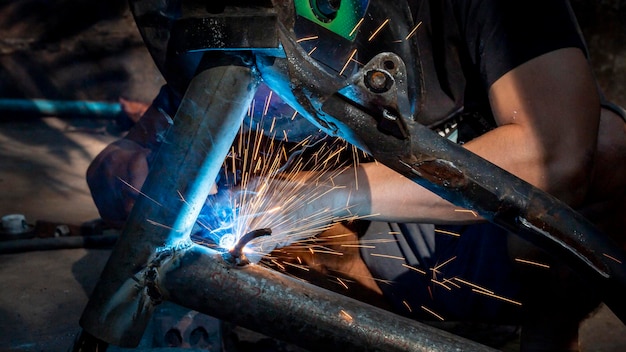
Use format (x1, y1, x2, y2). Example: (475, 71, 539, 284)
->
(228, 228, 272, 265)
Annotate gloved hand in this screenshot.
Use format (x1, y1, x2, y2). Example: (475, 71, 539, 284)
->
(86, 86, 179, 228)
(86, 137, 152, 228)
(231, 171, 343, 264)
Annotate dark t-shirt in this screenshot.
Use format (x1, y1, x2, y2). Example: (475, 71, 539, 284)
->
(361, 0, 589, 323)
(408, 0, 586, 136)
(151, 0, 587, 141)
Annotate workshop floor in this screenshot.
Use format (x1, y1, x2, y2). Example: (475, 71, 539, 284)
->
(1, 116, 626, 352)
(0, 117, 307, 352)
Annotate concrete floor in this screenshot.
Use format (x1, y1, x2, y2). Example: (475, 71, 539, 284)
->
(0, 117, 116, 351)
(0, 117, 308, 352)
(1, 115, 626, 352)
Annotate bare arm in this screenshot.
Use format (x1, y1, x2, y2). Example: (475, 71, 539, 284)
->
(332, 48, 600, 224)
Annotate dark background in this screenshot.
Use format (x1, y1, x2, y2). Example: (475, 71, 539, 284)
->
(0, 0, 623, 106)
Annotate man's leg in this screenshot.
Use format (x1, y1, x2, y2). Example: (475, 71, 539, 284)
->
(508, 235, 601, 352)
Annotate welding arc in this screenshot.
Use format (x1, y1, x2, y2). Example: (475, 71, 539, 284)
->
(229, 228, 272, 263)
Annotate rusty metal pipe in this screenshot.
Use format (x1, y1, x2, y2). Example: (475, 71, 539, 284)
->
(79, 62, 260, 347)
(322, 94, 626, 324)
(162, 244, 497, 352)
(76, 55, 498, 349)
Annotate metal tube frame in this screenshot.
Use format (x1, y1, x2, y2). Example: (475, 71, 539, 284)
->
(79, 59, 496, 352)
(80, 61, 261, 346)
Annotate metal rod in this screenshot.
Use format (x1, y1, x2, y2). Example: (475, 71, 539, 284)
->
(322, 94, 626, 324)
(227, 228, 272, 265)
(0, 234, 118, 254)
(79, 63, 259, 347)
(0, 98, 121, 117)
(162, 245, 497, 352)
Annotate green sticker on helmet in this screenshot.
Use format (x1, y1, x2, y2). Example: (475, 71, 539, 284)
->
(294, 0, 369, 41)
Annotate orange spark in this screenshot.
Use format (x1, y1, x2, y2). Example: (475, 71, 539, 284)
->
(341, 244, 376, 249)
(340, 309, 354, 322)
(454, 209, 478, 217)
(514, 258, 550, 269)
(336, 277, 349, 290)
(433, 256, 457, 271)
(368, 19, 390, 42)
(339, 49, 358, 76)
(370, 253, 405, 260)
(431, 279, 452, 291)
(349, 18, 365, 37)
(177, 190, 189, 204)
(421, 306, 445, 321)
(401, 263, 426, 275)
(296, 35, 319, 43)
(443, 278, 461, 289)
(324, 233, 354, 239)
(270, 259, 286, 271)
(117, 177, 162, 207)
(146, 219, 172, 230)
(471, 289, 522, 306)
(282, 261, 310, 271)
(434, 228, 461, 237)
(603, 253, 623, 264)
(453, 278, 495, 294)
(310, 249, 345, 256)
(405, 21, 423, 40)
(262, 90, 273, 117)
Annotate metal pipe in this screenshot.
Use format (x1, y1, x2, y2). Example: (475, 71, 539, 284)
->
(0, 234, 118, 254)
(163, 245, 497, 352)
(321, 94, 626, 324)
(79, 62, 260, 347)
(0, 98, 121, 118)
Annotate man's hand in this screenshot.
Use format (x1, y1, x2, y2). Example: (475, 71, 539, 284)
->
(231, 170, 353, 263)
(86, 138, 152, 228)
(86, 89, 175, 228)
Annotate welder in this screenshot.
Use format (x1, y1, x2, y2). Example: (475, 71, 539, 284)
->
(86, 0, 626, 350)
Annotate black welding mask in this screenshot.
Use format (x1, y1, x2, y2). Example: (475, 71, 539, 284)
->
(128, 0, 444, 144)
(129, 0, 381, 88)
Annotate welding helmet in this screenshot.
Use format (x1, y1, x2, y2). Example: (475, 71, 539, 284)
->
(128, 0, 423, 142)
(128, 0, 374, 90)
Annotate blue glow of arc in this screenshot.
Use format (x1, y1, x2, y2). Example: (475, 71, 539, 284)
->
(196, 187, 238, 249)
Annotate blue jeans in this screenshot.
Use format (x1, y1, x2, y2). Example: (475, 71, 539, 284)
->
(360, 221, 523, 323)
